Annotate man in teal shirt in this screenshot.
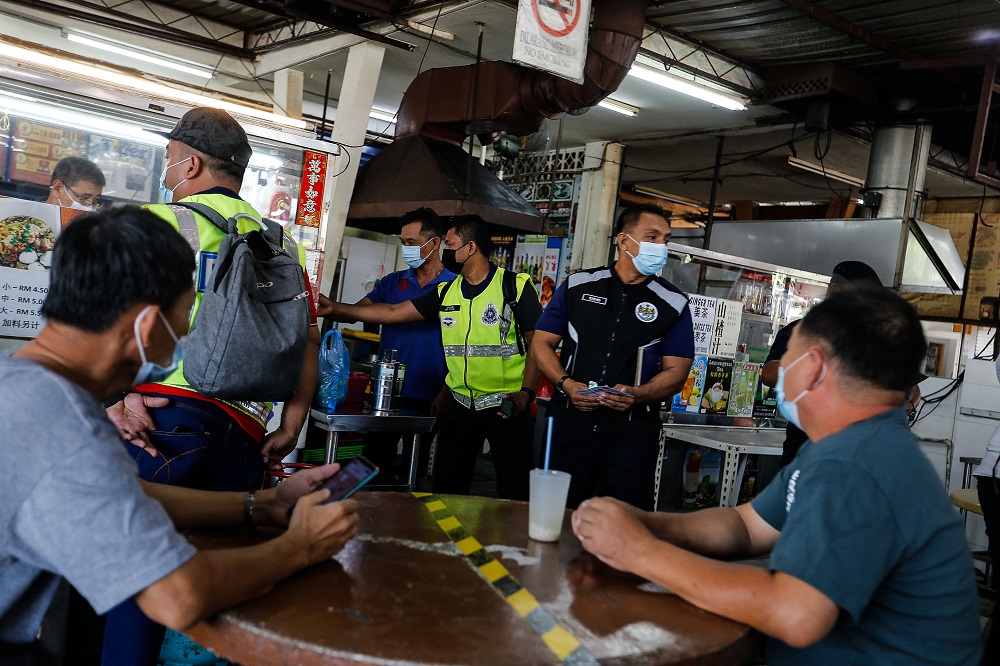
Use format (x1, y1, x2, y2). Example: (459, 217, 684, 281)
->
(572, 287, 981, 664)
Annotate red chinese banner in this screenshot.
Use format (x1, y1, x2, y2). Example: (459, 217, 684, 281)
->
(295, 150, 328, 228)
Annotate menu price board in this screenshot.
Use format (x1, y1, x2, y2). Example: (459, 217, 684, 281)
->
(0, 199, 61, 338)
(11, 119, 86, 186)
(709, 298, 743, 358)
(688, 294, 717, 356)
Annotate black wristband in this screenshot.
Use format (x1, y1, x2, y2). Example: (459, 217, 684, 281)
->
(520, 386, 536, 402)
(244, 490, 256, 529)
(555, 375, 571, 394)
(101, 392, 127, 410)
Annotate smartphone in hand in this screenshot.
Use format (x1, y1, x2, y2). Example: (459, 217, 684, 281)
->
(319, 456, 379, 503)
(499, 396, 515, 418)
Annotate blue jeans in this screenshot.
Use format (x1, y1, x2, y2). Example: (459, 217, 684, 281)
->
(102, 394, 265, 666)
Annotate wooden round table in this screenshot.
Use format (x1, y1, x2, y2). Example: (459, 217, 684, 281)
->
(185, 493, 753, 665)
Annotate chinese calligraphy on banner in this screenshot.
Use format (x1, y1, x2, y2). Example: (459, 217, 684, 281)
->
(295, 150, 328, 228)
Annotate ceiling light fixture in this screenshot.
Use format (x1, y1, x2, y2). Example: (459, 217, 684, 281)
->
(65, 33, 214, 80)
(597, 98, 638, 117)
(0, 39, 309, 130)
(369, 109, 397, 124)
(787, 156, 864, 187)
(404, 20, 455, 41)
(0, 92, 165, 145)
(627, 64, 747, 111)
(633, 184, 703, 208)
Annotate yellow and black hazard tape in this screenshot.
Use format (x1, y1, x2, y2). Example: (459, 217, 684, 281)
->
(413, 493, 598, 666)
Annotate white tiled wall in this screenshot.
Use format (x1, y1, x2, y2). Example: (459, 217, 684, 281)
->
(912, 359, 1000, 551)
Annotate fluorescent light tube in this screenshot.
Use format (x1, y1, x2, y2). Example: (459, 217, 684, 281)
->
(787, 156, 864, 187)
(369, 109, 397, 123)
(634, 184, 702, 208)
(66, 33, 214, 80)
(0, 93, 166, 145)
(597, 98, 638, 117)
(0, 39, 309, 130)
(628, 65, 747, 111)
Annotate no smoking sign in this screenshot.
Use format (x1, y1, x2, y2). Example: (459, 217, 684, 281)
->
(532, 0, 581, 38)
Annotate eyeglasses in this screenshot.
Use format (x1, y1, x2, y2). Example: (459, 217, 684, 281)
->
(65, 183, 103, 207)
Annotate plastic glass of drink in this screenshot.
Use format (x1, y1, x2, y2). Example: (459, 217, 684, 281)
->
(529, 469, 572, 542)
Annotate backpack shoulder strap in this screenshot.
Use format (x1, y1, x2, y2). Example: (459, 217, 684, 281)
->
(170, 201, 234, 235)
(438, 278, 455, 301)
(167, 205, 200, 254)
(500, 269, 526, 356)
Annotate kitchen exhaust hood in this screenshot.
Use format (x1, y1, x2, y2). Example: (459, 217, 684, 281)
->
(707, 218, 965, 294)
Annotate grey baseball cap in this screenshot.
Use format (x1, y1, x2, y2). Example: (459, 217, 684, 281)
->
(151, 107, 253, 168)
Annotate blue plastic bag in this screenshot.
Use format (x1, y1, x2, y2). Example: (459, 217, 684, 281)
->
(316, 328, 350, 411)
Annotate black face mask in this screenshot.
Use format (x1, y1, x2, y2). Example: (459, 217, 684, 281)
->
(442, 242, 470, 274)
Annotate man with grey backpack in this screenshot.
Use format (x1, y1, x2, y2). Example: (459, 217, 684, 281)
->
(102, 107, 320, 666)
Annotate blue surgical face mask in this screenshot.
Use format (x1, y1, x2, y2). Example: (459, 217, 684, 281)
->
(132, 305, 186, 386)
(775, 352, 825, 431)
(401, 237, 434, 269)
(159, 157, 191, 204)
(624, 234, 668, 275)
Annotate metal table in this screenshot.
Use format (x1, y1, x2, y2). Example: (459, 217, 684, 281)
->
(310, 407, 436, 491)
(663, 426, 784, 507)
(184, 492, 753, 665)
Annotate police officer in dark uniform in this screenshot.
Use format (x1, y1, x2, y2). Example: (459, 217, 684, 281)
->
(532, 204, 695, 510)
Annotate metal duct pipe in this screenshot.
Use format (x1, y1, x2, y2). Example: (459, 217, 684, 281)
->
(395, 0, 647, 144)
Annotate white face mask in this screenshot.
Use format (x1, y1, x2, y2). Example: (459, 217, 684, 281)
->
(56, 186, 97, 212)
(400, 238, 434, 268)
(776, 352, 826, 430)
(624, 234, 668, 275)
(159, 157, 192, 204)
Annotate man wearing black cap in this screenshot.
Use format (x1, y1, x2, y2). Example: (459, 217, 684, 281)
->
(761, 260, 882, 466)
(102, 107, 321, 665)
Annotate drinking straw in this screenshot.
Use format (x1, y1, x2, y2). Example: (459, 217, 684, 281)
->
(544, 416, 554, 471)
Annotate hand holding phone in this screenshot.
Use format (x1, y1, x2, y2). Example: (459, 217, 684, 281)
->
(318, 456, 379, 503)
(499, 396, 516, 418)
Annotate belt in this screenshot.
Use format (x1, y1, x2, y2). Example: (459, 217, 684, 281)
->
(452, 391, 508, 411)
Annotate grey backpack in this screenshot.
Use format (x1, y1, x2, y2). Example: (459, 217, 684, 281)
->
(170, 202, 310, 401)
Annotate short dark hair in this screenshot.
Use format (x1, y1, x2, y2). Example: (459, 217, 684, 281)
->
(178, 144, 245, 185)
(40, 206, 195, 332)
(451, 214, 494, 255)
(616, 203, 670, 235)
(401, 207, 445, 240)
(797, 286, 926, 393)
(50, 156, 106, 188)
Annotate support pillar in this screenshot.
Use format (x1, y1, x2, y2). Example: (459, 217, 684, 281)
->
(572, 141, 624, 270)
(318, 42, 386, 296)
(273, 69, 304, 119)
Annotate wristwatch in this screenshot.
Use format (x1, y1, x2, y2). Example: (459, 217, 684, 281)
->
(555, 375, 571, 394)
(520, 386, 537, 402)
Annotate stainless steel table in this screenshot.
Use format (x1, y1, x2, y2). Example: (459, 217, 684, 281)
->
(662, 426, 784, 507)
(310, 407, 436, 490)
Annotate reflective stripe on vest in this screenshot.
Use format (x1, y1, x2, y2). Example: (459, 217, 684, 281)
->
(439, 268, 527, 404)
(451, 391, 507, 410)
(145, 194, 306, 429)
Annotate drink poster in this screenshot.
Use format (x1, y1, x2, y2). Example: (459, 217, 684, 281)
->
(11, 119, 86, 186)
(539, 237, 561, 308)
(490, 234, 516, 270)
(727, 361, 760, 417)
(513, 234, 547, 284)
(0, 198, 61, 338)
(709, 298, 742, 358)
(700, 357, 733, 414)
(752, 381, 778, 419)
(671, 355, 707, 413)
(687, 293, 717, 356)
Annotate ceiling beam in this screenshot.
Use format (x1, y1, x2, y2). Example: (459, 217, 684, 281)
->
(17, 0, 255, 59)
(779, 0, 922, 62)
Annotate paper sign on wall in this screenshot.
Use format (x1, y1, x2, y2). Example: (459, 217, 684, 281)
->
(688, 294, 717, 357)
(709, 299, 743, 358)
(0, 198, 62, 338)
(512, 0, 591, 84)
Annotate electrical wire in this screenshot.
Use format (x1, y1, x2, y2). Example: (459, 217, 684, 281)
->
(974, 329, 997, 360)
(911, 371, 965, 425)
